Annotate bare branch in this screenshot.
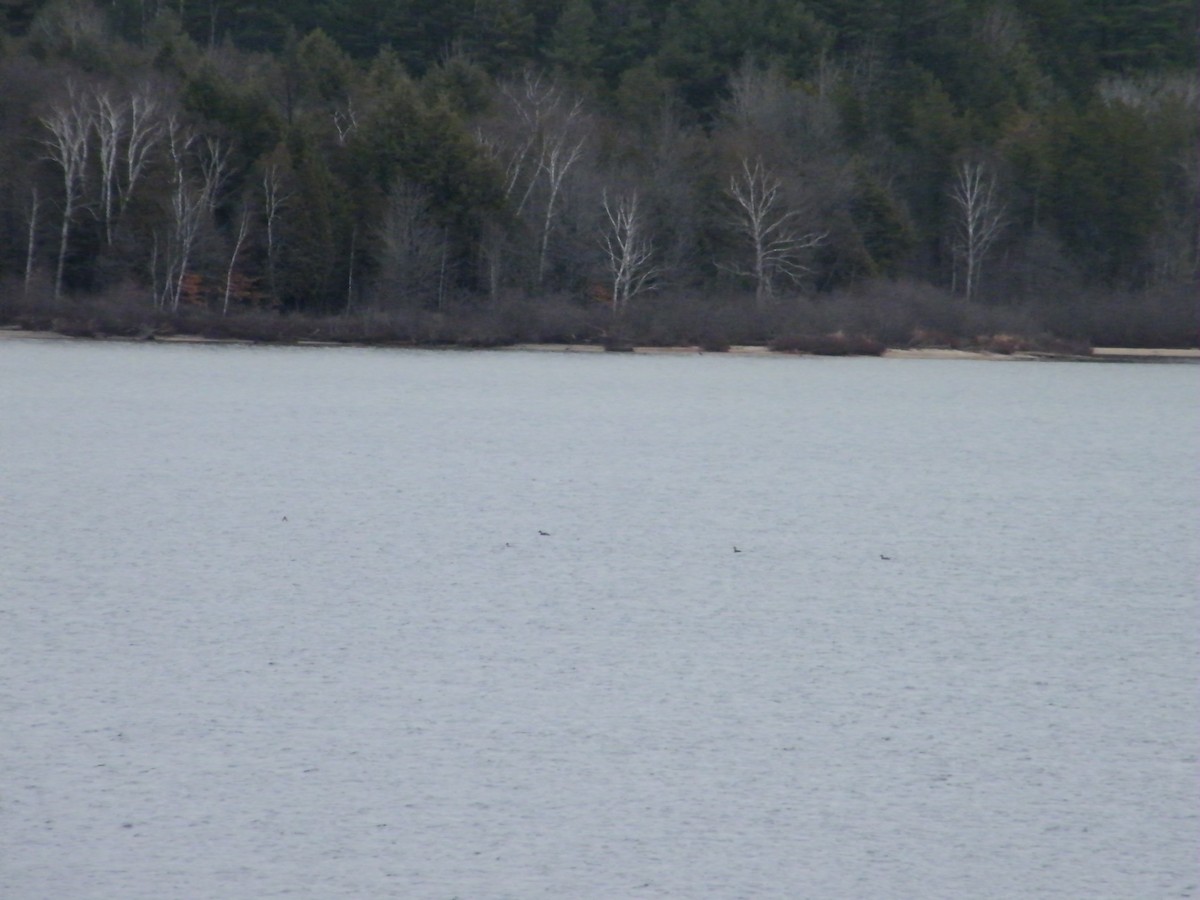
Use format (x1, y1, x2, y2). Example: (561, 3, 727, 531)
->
(375, 182, 449, 309)
(90, 84, 164, 247)
(159, 119, 229, 311)
(40, 81, 93, 299)
(333, 99, 358, 145)
(262, 162, 293, 303)
(724, 157, 826, 308)
(536, 129, 585, 287)
(223, 203, 252, 316)
(600, 189, 660, 313)
(198, 136, 230, 211)
(122, 87, 163, 218)
(24, 186, 40, 294)
(949, 160, 1006, 300)
(480, 71, 588, 289)
(92, 89, 125, 246)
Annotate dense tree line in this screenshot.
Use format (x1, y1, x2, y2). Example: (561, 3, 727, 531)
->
(0, 0, 1195, 346)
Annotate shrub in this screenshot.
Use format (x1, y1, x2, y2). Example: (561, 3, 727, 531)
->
(769, 332, 886, 356)
(0, 274, 1187, 352)
(978, 333, 1025, 355)
(698, 336, 731, 352)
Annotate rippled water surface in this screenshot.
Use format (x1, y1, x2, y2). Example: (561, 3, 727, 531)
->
(2, 340, 1197, 899)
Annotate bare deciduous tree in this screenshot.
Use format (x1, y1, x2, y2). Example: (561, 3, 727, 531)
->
(949, 159, 1006, 301)
(159, 119, 228, 310)
(119, 87, 163, 221)
(725, 156, 826, 309)
(24, 186, 41, 295)
(332, 99, 358, 145)
(92, 84, 163, 248)
(32, 0, 107, 56)
(346, 225, 358, 313)
(479, 71, 587, 291)
(724, 62, 842, 160)
(42, 79, 165, 291)
(535, 127, 585, 288)
(222, 201, 252, 316)
(489, 71, 570, 216)
(92, 89, 124, 246)
(600, 189, 659, 314)
(40, 82, 93, 299)
(261, 159, 292, 304)
(21, 186, 42, 296)
(375, 183, 448, 309)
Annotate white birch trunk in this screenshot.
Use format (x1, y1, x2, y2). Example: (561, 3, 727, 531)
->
(40, 83, 93, 300)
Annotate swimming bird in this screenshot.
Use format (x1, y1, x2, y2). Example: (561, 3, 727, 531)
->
(733, 546, 742, 553)
(538, 530, 551, 536)
(880, 554, 891, 560)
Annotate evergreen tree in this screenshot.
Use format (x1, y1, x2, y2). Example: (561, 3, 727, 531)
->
(547, 0, 598, 83)
(850, 168, 914, 277)
(1048, 98, 1166, 283)
(2, 0, 47, 37)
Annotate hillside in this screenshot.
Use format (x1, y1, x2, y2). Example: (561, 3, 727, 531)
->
(1, 0, 1196, 347)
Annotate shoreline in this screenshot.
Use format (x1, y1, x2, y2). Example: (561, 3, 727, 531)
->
(2, 327, 1197, 362)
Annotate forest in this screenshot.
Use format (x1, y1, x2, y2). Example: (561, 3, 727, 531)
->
(0, 0, 1196, 350)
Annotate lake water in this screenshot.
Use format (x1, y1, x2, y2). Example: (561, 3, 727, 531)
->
(2, 340, 1197, 899)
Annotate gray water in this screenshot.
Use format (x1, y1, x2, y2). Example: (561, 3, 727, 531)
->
(2, 340, 1197, 899)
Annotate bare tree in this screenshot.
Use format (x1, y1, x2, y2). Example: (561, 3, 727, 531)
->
(119, 87, 163, 221)
(31, 0, 107, 56)
(24, 187, 41, 295)
(91, 85, 163, 248)
(479, 71, 587, 291)
(600, 189, 659, 314)
(162, 127, 202, 310)
(375, 183, 448, 309)
(197, 135, 229, 210)
(536, 126, 585, 288)
(949, 159, 1006, 300)
(40, 82, 94, 299)
(488, 71, 571, 216)
(332, 99, 358, 145)
(725, 156, 826, 309)
(724, 62, 842, 160)
(345, 225, 357, 313)
(222, 201, 252, 315)
(160, 120, 228, 310)
(261, 159, 291, 304)
(92, 89, 124, 246)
